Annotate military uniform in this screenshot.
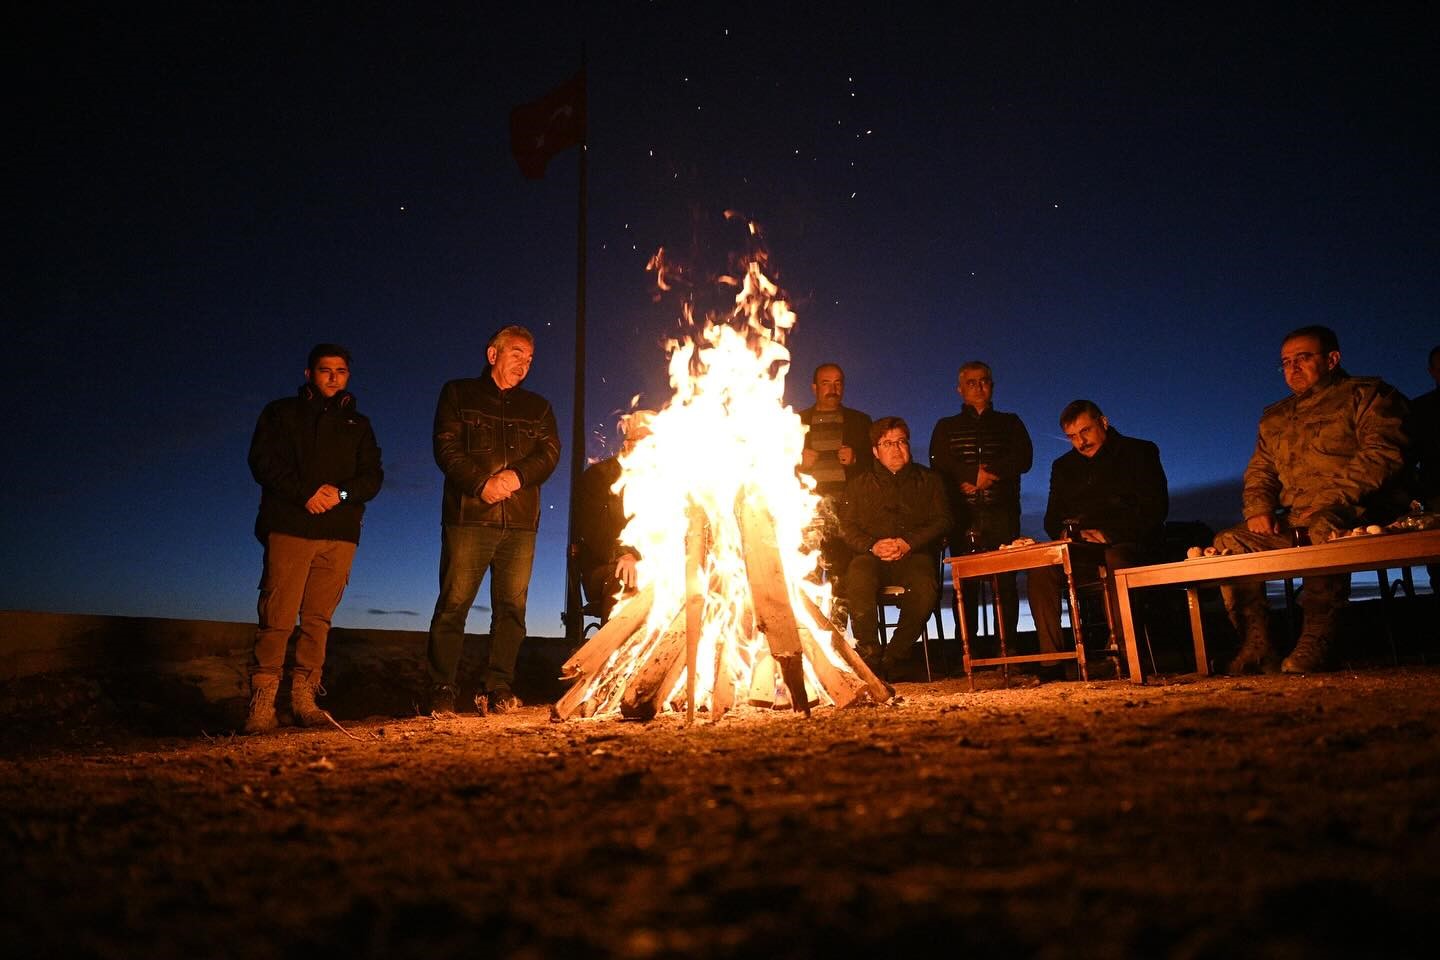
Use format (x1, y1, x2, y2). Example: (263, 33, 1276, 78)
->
(1216, 369, 1408, 672)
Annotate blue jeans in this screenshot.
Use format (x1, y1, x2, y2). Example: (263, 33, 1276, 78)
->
(426, 524, 536, 693)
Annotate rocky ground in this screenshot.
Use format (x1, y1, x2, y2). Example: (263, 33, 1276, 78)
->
(4, 654, 1439, 958)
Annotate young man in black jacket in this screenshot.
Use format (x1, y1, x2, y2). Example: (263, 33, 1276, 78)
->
(246, 343, 384, 732)
(426, 325, 560, 716)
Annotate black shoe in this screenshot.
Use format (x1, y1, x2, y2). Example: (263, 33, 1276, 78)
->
(430, 684, 457, 718)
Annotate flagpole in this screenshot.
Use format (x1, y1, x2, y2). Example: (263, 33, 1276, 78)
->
(562, 67, 589, 647)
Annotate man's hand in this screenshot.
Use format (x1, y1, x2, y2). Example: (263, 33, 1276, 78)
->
(1246, 514, 1281, 536)
(871, 537, 912, 561)
(615, 554, 638, 591)
(1079, 528, 1110, 544)
(305, 484, 342, 514)
(481, 470, 520, 504)
(974, 464, 999, 490)
(837, 444, 854, 466)
(959, 481, 978, 495)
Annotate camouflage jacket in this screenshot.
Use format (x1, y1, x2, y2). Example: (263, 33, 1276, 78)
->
(1242, 370, 1408, 536)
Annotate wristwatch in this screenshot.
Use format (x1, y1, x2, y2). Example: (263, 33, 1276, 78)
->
(339, 489, 349, 502)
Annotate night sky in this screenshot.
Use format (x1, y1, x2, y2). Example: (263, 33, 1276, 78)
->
(7, 2, 1435, 634)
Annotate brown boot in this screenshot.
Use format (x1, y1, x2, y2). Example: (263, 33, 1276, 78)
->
(1282, 634, 1329, 673)
(244, 675, 280, 734)
(1226, 620, 1279, 675)
(290, 674, 329, 727)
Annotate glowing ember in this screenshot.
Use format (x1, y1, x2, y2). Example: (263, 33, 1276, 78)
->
(554, 236, 889, 721)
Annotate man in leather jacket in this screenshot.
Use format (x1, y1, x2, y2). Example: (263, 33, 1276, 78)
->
(426, 325, 560, 715)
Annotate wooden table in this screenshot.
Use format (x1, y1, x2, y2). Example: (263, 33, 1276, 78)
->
(1110, 528, 1440, 683)
(946, 539, 1112, 689)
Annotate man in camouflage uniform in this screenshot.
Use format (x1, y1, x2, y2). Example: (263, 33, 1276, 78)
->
(1216, 325, 1408, 674)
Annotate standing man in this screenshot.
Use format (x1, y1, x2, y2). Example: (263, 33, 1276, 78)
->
(426, 325, 560, 716)
(1217, 326, 1408, 674)
(1028, 400, 1168, 667)
(928, 360, 1033, 646)
(246, 343, 384, 733)
(797, 363, 873, 629)
(839, 417, 952, 679)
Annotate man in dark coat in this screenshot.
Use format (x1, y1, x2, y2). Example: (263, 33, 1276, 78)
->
(840, 416, 952, 679)
(246, 343, 384, 732)
(928, 360, 1033, 648)
(426, 325, 560, 716)
(1028, 399, 1168, 664)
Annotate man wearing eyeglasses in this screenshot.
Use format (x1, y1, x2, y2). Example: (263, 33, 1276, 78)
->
(1217, 325, 1409, 674)
(839, 417, 952, 680)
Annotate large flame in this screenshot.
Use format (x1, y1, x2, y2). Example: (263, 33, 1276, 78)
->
(569, 245, 864, 719)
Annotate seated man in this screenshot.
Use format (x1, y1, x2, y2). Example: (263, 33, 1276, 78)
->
(839, 417, 952, 679)
(1217, 325, 1408, 674)
(1029, 400, 1169, 670)
(573, 411, 653, 622)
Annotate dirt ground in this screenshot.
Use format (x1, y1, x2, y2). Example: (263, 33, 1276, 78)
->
(4, 653, 1439, 959)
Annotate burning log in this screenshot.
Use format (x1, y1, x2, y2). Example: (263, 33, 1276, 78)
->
(684, 504, 706, 723)
(620, 608, 689, 720)
(559, 585, 655, 681)
(736, 493, 811, 715)
(799, 593, 892, 703)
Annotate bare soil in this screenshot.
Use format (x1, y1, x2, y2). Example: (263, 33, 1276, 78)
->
(4, 661, 1439, 959)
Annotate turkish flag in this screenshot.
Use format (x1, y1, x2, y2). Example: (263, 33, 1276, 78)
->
(509, 70, 586, 179)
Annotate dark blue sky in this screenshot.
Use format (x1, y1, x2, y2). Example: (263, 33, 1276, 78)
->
(6, 1, 1435, 632)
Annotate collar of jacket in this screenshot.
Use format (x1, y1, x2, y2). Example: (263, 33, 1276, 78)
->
(297, 384, 356, 412)
(873, 461, 921, 481)
(959, 404, 993, 421)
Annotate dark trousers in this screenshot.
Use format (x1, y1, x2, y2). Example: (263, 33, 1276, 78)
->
(427, 524, 536, 693)
(846, 551, 938, 664)
(1029, 544, 1146, 655)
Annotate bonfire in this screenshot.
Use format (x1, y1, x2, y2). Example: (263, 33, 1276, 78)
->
(553, 232, 891, 722)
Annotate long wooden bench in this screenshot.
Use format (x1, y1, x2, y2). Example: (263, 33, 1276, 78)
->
(1111, 528, 1440, 683)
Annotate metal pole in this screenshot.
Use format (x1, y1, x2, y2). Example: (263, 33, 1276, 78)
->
(562, 64, 589, 647)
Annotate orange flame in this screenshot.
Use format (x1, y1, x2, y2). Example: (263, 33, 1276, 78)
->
(569, 238, 864, 718)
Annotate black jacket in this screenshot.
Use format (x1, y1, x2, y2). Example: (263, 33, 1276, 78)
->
(928, 405, 1033, 528)
(433, 372, 560, 529)
(574, 456, 637, 571)
(839, 462, 952, 558)
(1043, 428, 1168, 548)
(798, 404, 874, 501)
(249, 386, 384, 544)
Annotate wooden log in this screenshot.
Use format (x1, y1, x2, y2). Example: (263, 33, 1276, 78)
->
(735, 492, 810, 714)
(797, 626, 868, 709)
(747, 652, 776, 707)
(799, 593, 892, 702)
(684, 504, 706, 724)
(559, 585, 654, 680)
(620, 609, 688, 720)
(710, 630, 734, 722)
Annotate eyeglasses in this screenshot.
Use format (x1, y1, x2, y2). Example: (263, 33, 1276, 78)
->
(1278, 352, 1319, 372)
(877, 438, 909, 450)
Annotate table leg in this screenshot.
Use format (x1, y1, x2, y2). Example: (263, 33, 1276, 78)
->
(992, 574, 1010, 680)
(1186, 587, 1209, 676)
(954, 572, 976, 692)
(1066, 567, 1089, 681)
(1115, 579, 1145, 684)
